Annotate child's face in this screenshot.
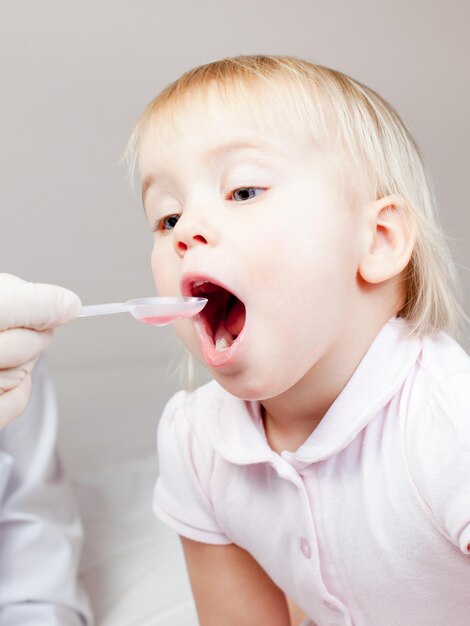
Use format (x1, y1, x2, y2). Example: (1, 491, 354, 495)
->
(139, 89, 362, 401)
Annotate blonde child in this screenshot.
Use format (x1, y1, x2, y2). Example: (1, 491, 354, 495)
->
(125, 55, 470, 626)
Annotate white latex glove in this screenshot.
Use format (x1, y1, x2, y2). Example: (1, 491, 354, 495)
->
(0, 273, 81, 429)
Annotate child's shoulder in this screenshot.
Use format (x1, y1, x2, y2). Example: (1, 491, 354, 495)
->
(156, 381, 217, 462)
(404, 330, 470, 461)
(162, 379, 228, 419)
(405, 330, 470, 466)
(157, 380, 241, 469)
(409, 330, 470, 432)
(158, 379, 233, 440)
(418, 329, 470, 387)
(405, 332, 470, 552)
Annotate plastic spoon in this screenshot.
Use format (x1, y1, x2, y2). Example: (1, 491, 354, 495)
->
(79, 296, 207, 326)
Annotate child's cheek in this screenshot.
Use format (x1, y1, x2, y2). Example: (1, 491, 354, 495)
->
(150, 242, 177, 296)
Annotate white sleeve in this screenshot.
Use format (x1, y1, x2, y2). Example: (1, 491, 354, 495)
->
(0, 357, 93, 625)
(406, 371, 470, 555)
(153, 390, 232, 545)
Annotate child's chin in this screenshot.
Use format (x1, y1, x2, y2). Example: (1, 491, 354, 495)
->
(211, 367, 278, 402)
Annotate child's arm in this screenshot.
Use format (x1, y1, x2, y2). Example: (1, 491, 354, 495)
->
(181, 536, 292, 626)
(286, 595, 307, 626)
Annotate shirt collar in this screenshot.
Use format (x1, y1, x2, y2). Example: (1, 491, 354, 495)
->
(208, 316, 422, 467)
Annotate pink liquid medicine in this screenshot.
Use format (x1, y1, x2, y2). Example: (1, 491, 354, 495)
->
(134, 309, 197, 326)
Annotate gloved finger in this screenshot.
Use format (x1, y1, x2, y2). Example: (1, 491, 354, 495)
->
(0, 373, 32, 429)
(0, 273, 81, 331)
(0, 328, 53, 369)
(0, 355, 39, 394)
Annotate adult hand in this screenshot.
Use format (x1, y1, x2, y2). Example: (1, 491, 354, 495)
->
(0, 274, 80, 429)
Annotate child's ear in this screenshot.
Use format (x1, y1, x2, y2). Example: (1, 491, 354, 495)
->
(358, 194, 416, 284)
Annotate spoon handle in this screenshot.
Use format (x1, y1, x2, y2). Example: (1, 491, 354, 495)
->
(79, 303, 130, 317)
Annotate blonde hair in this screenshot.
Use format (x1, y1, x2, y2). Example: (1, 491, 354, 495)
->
(125, 55, 468, 387)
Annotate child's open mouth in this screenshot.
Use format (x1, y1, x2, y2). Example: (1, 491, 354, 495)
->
(190, 280, 246, 353)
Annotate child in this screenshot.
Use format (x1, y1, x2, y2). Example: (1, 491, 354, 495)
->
(125, 55, 470, 625)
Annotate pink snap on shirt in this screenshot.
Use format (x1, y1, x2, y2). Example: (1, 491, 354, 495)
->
(154, 316, 470, 625)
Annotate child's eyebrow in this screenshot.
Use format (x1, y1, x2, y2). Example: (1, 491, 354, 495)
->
(202, 140, 287, 161)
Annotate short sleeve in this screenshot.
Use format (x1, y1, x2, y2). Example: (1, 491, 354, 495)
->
(406, 371, 470, 555)
(153, 390, 232, 545)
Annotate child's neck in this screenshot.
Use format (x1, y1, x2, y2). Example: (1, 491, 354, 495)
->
(260, 313, 392, 455)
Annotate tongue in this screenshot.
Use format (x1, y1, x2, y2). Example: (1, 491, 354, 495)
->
(225, 299, 245, 337)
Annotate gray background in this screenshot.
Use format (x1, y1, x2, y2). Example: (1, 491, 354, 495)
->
(1, 0, 468, 475)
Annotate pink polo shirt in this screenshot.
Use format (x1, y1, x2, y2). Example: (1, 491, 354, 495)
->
(153, 316, 470, 625)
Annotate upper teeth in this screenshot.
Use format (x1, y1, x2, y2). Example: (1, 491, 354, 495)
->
(193, 280, 209, 288)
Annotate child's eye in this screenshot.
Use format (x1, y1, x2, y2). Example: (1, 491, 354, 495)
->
(228, 187, 266, 201)
(153, 214, 180, 232)
(152, 187, 266, 233)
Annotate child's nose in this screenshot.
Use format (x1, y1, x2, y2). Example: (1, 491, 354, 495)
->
(175, 232, 208, 255)
(173, 214, 210, 257)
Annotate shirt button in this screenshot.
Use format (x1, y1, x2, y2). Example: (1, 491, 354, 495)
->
(300, 537, 311, 559)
